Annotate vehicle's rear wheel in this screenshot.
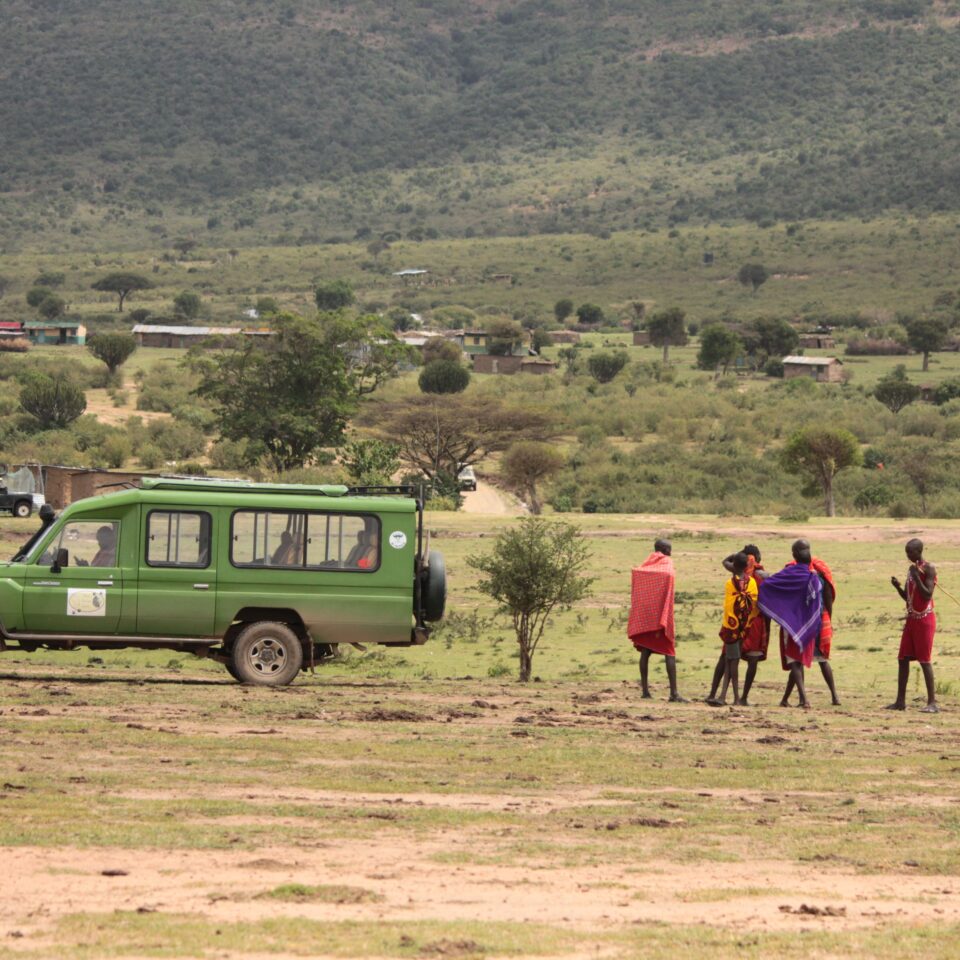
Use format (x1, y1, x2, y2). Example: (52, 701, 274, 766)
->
(422, 549, 446, 622)
(14, 501, 31, 519)
(230, 621, 304, 686)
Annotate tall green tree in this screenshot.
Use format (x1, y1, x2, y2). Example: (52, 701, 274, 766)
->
(468, 518, 593, 681)
(646, 307, 688, 364)
(554, 298, 574, 323)
(37, 294, 66, 319)
(87, 332, 138, 375)
(189, 312, 359, 471)
(697, 324, 743, 376)
(745, 316, 799, 361)
(782, 426, 862, 517)
(906, 317, 948, 372)
(314, 280, 355, 312)
(173, 290, 202, 319)
(484, 317, 524, 356)
(889, 437, 948, 516)
(91, 272, 154, 312)
(738, 263, 769, 294)
(575, 303, 605, 326)
(20, 377, 86, 429)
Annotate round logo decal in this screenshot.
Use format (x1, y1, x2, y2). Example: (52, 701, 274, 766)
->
(388, 531, 407, 549)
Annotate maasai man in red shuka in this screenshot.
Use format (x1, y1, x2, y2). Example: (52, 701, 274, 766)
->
(781, 545, 841, 706)
(886, 538, 939, 713)
(628, 539, 686, 702)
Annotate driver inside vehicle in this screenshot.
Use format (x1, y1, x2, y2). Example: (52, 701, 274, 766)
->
(89, 525, 117, 567)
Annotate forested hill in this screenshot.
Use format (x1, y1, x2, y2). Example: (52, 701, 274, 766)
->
(4, 0, 960, 244)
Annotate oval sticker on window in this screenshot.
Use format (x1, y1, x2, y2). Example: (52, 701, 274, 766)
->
(389, 531, 407, 549)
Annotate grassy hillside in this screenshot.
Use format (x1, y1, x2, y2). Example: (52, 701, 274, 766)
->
(4, 1, 960, 250)
(3, 216, 959, 324)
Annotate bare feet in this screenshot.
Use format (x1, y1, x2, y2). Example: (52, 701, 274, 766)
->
(669, 693, 688, 703)
(640, 691, 653, 699)
(831, 699, 841, 706)
(779, 699, 790, 708)
(798, 701, 811, 710)
(921, 703, 940, 713)
(706, 697, 724, 707)
(884, 702, 906, 711)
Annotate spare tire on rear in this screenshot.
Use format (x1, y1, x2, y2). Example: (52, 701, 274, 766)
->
(422, 549, 446, 622)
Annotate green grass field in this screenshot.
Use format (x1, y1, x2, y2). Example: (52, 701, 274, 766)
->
(0, 511, 958, 958)
(5, 214, 960, 329)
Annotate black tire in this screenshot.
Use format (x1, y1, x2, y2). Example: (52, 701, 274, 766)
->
(14, 501, 31, 519)
(230, 621, 304, 686)
(422, 549, 446, 622)
(224, 658, 242, 682)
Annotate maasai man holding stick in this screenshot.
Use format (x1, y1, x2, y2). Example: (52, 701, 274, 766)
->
(886, 538, 939, 713)
(758, 539, 825, 709)
(628, 539, 686, 702)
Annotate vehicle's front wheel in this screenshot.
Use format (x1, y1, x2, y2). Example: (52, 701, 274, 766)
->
(14, 501, 31, 519)
(230, 622, 304, 686)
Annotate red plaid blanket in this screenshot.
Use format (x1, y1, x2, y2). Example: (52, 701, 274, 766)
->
(628, 552, 675, 643)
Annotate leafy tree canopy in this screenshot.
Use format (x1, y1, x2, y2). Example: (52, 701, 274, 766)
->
(738, 263, 769, 293)
(697, 324, 743, 375)
(20, 376, 86, 429)
(189, 311, 371, 471)
(782, 426, 862, 517)
(314, 280, 355, 312)
(586, 350, 628, 383)
(91, 273, 154, 312)
(646, 307, 688, 364)
(418, 359, 470, 394)
(873, 365, 920, 413)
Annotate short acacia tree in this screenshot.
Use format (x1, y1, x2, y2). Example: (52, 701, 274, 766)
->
(469, 518, 593, 681)
(501, 441, 565, 515)
(782, 426, 862, 517)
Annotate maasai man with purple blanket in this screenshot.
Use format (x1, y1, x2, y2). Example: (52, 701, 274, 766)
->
(757, 539, 823, 709)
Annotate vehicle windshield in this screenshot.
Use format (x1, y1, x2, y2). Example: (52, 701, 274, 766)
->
(11, 505, 56, 562)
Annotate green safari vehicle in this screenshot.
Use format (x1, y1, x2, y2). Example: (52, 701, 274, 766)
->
(0, 478, 446, 685)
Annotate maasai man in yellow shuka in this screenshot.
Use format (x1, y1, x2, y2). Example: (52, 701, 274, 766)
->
(711, 551, 758, 706)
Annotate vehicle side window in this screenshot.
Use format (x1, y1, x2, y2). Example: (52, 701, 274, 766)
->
(146, 511, 211, 568)
(38, 521, 120, 568)
(230, 511, 379, 571)
(231, 511, 304, 567)
(307, 514, 379, 569)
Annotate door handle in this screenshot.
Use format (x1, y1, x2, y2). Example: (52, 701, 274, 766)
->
(31, 581, 60, 586)
(193, 583, 210, 590)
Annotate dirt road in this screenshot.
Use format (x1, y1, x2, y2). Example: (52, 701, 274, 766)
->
(460, 481, 525, 516)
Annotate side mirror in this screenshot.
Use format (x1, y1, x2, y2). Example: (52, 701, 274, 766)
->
(51, 547, 68, 574)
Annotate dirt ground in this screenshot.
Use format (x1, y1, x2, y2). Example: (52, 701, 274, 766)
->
(0, 668, 957, 959)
